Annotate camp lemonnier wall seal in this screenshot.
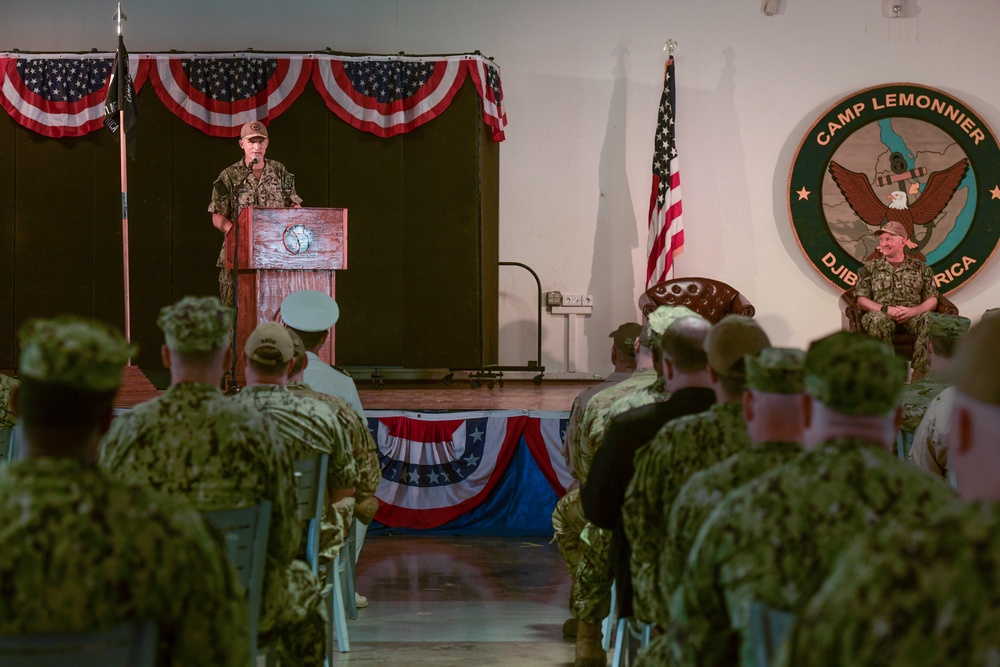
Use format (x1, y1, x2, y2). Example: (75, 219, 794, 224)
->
(788, 83, 1000, 294)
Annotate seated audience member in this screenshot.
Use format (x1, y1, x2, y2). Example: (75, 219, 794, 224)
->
(663, 332, 958, 667)
(777, 315, 1000, 666)
(662, 348, 805, 602)
(561, 322, 641, 492)
(582, 316, 716, 621)
(0, 316, 249, 666)
(552, 307, 688, 664)
(285, 329, 380, 608)
(99, 297, 320, 666)
(623, 315, 769, 626)
(854, 220, 939, 377)
(232, 323, 357, 578)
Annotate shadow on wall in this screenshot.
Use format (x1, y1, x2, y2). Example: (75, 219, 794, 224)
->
(586, 44, 640, 371)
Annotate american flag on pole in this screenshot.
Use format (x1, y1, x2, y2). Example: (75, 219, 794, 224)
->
(645, 57, 684, 288)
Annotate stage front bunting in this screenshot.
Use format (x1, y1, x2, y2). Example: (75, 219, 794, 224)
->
(0, 54, 149, 138)
(0, 52, 506, 141)
(368, 410, 568, 529)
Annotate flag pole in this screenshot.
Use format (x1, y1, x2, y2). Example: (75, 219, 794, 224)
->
(114, 3, 132, 355)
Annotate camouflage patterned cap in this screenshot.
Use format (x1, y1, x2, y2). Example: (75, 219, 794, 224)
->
(949, 316, 1000, 406)
(874, 220, 908, 238)
(245, 322, 294, 366)
(927, 312, 971, 339)
(982, 308, 1000, 321)
(157, 296, 233, 353)
(609, 322, 642, 357)
(746, 347, 805, 394)
(18, 315, 135, 393)
(804, 331, 907, 416)
(641, 306, 699, 350)
(704, 315, 770, 377)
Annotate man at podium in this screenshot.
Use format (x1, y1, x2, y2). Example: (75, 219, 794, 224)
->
(209, 120, 302, 307)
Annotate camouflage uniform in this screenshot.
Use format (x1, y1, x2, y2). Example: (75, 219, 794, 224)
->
(662, 348, 805, 603)
(856, 255, 938, 373)
(551, 366, 661, 581)
(232, 384, 358, 558)
(289, 380, 381, 551)
(0, 373, 17, 429)
(775, 502, 1000, 667)
(908, 386, 955, 481)
(98, 383, 317, 635)
(0, 458, 251, 667)
(658, 332, 958, 667)
(623, 400, 749, 624)
(663, 440, 801, 595)
(209, 158, 302, 306)
(3, 314, 249, 666)
(561, 370, 634, 476)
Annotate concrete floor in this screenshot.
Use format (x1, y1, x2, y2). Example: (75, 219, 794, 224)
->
(334, 535, 576, 666)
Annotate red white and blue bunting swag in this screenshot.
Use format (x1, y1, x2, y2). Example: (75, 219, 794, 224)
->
(0, 52, 506, 140)
(368, 410, 572, 529)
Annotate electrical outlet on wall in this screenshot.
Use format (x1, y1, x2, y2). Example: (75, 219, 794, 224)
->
(582, 295, 594, 306)
(561, 293, 582, 306)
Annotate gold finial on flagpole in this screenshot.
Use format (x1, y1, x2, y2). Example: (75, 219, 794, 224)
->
(664, 39, 678, 56)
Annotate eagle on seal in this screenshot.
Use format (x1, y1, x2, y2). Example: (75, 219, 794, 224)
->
(828, 158, 969, 258)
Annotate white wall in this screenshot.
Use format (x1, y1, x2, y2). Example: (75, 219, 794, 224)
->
(4, 0, 999, 374)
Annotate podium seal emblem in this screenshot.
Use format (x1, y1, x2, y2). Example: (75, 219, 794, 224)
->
(283, 224, 313, 254)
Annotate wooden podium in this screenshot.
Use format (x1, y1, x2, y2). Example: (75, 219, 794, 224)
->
(225, 207, 347, 384)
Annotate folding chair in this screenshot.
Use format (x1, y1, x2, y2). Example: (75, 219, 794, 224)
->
(749, 602, 796, 667)
(203, 500, 272, 666)
(0, 620, 157, 667)
(611, 616, 653, 667)
(293, 453, 329, 575)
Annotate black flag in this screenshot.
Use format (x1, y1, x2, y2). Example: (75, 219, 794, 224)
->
(104, 34, 139, 159)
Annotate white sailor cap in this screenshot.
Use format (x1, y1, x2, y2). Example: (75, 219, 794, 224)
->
(280, 290, 340, 332)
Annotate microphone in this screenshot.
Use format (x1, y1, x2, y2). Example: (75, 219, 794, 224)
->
(249, 157, 259, 168)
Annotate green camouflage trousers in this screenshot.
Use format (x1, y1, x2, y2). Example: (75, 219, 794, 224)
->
(861, 311, 932, 373)
(573, 522, 614, 623)
(259, 558, 327, 667)
(219, 268, 235, 308)
(552, 489, 615, 623)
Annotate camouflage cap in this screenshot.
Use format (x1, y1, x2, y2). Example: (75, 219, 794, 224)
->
(983, 308, 1000, 321)
(746, 347, 806, 394)
(875, 220, 908, 238)
(240, 120, 268, 140)
(18, 315, 135, 393)
(245, 322, 294, 366)
(927, 312, 971, 339)
(280, 290, 339, 332)
(704, 315, 770, 377)
(609, 322, 642, 357)
(804, 331, 907, 416)
(641, 306, 699, 350)
(157, 296, 233, 353)
(949, 316, 1000, 406)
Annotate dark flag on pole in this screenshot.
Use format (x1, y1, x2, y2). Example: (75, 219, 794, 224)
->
(645, 55, 684, 288)
(104, 34, 138, 159)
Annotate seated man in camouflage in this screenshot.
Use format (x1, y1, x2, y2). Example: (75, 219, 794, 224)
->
(662, 348, 805, 610)
(583, 316, 716, 625)
(623, 315, 769, 628)
(855, 220, 939, 376)
(286, 328, 381, 608)
(0, 316, 249, 666)
(99, 297, 323, 666)
(552, 306, 691, 666)
(233, 323, 357, 567)
(778, 316, 1000, 666)
(665, 332, 958, 667)
(0, 372, 16, 431)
